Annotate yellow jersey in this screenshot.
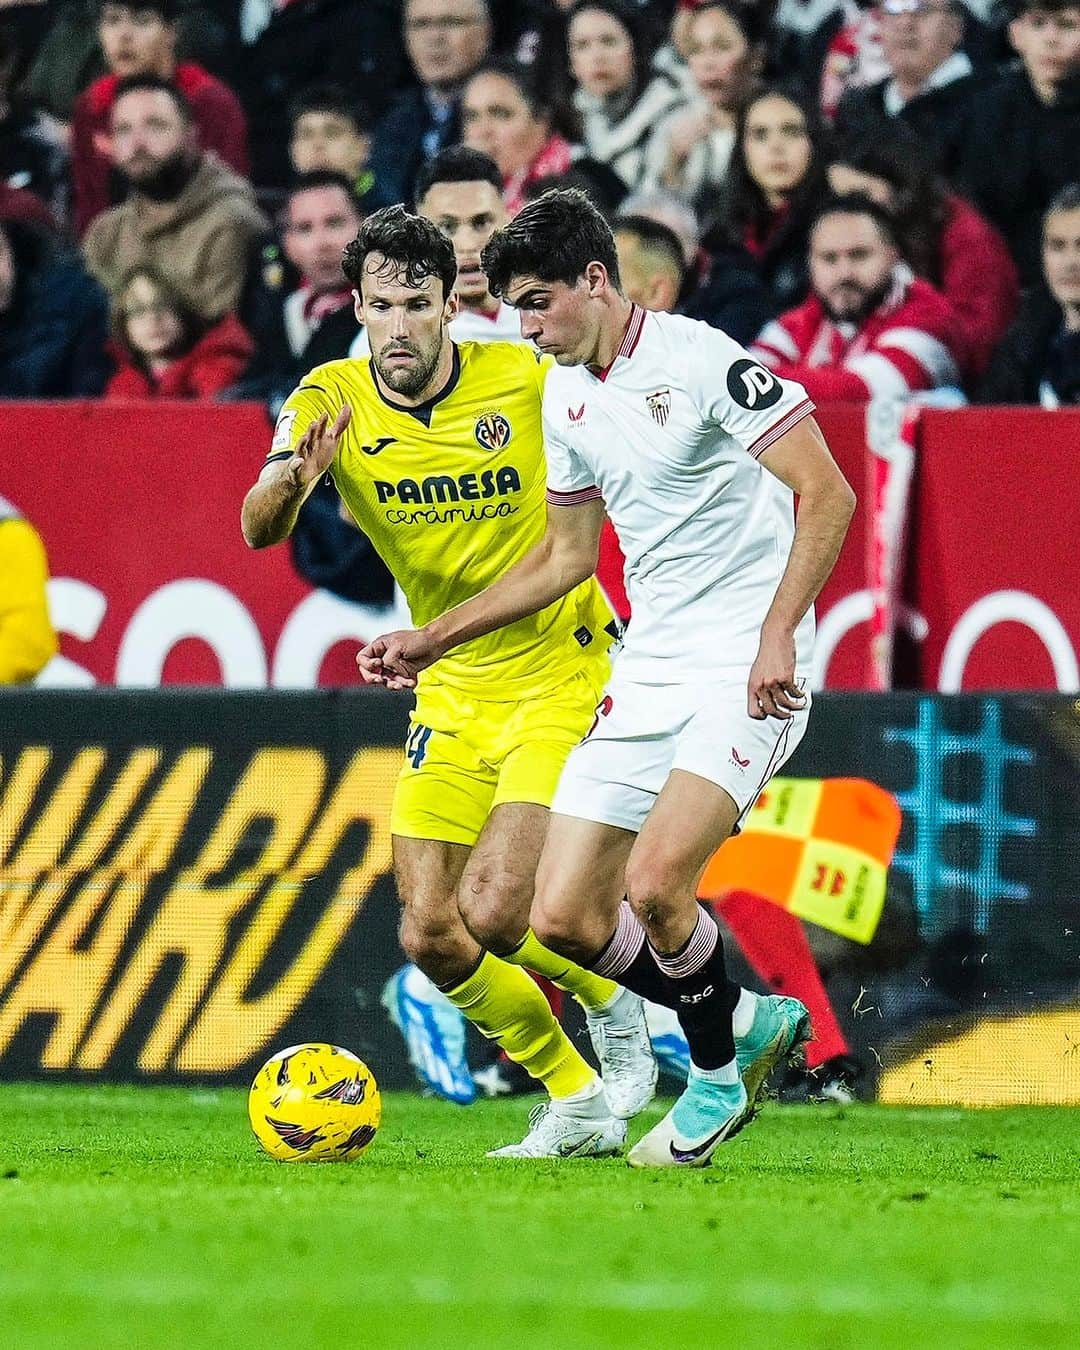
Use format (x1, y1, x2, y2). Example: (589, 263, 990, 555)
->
(268, 340, 613, 700)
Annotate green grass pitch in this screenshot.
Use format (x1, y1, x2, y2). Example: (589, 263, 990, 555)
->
(0, 1085, 1078, 1350)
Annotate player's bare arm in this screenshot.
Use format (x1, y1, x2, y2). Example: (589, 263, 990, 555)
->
(240, 405, 352, 548)
(749, 415, 855, 720)
(357, 497, 605, 689)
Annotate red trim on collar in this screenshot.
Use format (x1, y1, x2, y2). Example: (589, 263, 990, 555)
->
(589, 304, 647, 382)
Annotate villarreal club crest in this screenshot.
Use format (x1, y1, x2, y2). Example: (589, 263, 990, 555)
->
(248, 1043, 381, 1162)
(474, 411, 512, 450)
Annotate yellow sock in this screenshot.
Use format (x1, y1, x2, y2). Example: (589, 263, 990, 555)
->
(443, 952, 596, 1099)
(502, 929, 619, 1015)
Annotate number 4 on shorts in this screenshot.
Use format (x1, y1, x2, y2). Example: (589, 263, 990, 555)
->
(405, 724, 433, 769)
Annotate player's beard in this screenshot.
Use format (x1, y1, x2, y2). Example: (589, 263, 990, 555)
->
(373, 335, 444, 398)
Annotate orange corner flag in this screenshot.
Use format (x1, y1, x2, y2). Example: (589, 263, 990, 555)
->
(698, 778, 902, 944)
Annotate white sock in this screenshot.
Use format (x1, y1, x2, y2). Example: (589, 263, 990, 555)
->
(555, 1075, 606, 1115)
(732, 987, 758, 1038)
(690, 1058, 741, 1086)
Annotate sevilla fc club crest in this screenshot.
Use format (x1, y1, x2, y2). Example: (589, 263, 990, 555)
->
(646, 388, 671, 426)
(474, 411, 512, 449)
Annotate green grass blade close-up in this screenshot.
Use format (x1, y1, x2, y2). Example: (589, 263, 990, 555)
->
(0, 1085, 1078, 1350)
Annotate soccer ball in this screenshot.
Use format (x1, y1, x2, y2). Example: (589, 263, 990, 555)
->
(248, 1043, 381, 1163)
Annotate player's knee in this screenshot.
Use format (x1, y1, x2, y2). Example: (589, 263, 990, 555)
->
(456, 865, 532, 954)
(399, 906, 472, 978)
(530, 888, 588, 960)
(624, 855, 685, 930)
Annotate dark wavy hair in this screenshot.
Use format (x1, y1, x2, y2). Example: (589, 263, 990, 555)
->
(566, 0, 655, 104)
(716, 84, 828, 252)
(341, 205, 457, 298)
(828, 131, 947, 285)
(482, 187, 621, 296)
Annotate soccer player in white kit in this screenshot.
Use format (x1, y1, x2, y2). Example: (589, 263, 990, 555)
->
(360, 189, 856, 1168)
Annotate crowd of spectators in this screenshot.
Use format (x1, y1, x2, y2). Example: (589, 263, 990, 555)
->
(0, 0, 1078, 408)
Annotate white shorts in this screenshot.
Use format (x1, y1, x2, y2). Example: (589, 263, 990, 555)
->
(550, 671, 811, 834)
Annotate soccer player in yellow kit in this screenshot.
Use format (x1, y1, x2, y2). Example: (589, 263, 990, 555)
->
(241, 206, 656, 1157)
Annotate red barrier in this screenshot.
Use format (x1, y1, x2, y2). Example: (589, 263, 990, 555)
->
(11, 400, 368, 687)
(912, 408, 1080, 690)
(5, 400, 1077, 690)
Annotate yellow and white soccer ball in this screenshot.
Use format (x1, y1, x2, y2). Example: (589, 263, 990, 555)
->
(248, 1043, 381, 1163)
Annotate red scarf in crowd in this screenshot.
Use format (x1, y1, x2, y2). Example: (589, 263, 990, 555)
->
(503, 134, 574, 217)
(302, 285, 354, 328)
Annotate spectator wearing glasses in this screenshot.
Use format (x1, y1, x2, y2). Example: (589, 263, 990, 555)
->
(105, 264, 252, 398)
(979, 186, 1080, 406)
(833, 0, 978, 175)
(368, 0, 493, 210)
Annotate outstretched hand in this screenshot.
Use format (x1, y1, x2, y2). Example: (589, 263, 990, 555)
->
(747, 628, 807, 721)
(287, 405, 352, 488)
(356, 628, 445, 689)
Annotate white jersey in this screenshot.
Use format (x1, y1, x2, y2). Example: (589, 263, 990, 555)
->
(543, 305, 816, 683)
(447, 301, 523, 343)
(349, 301, 523, 358)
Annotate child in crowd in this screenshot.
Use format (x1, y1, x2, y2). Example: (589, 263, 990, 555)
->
(106, 265, 252, 398)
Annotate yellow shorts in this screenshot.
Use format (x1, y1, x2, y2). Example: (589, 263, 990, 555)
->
(390, 660, 609, 846)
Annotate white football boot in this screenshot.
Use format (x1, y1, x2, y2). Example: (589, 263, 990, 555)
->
(585, 987, 659, 1118)
(487, 1086, 627, 1159)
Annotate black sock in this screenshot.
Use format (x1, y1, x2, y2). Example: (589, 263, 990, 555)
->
(651, 907, 740, 1070)
(589, 899, 676, 1008)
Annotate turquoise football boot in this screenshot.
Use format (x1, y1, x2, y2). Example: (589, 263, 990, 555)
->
(627, 1069, 751, 1168)
(736, 994, 812, 1110)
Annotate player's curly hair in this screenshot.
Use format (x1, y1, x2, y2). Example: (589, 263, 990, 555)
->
(481, 188, 621, 298)
(341, 205, 457, 299)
